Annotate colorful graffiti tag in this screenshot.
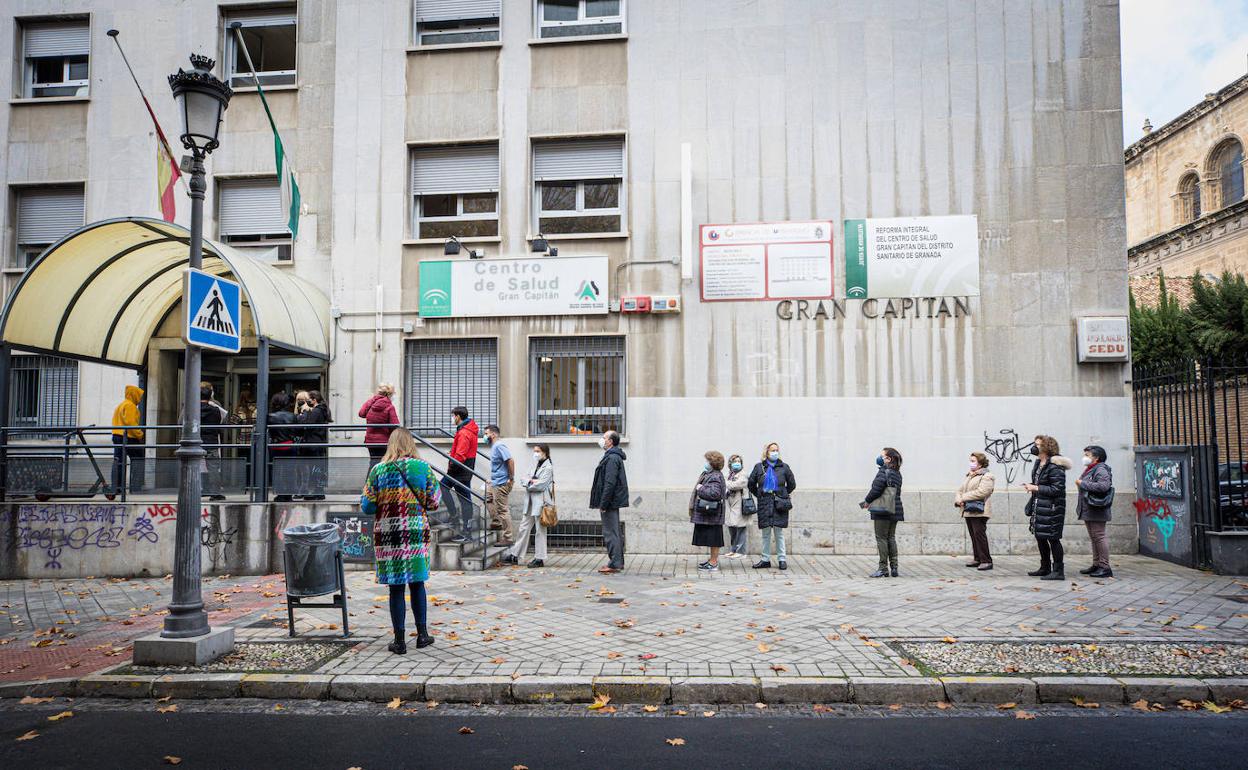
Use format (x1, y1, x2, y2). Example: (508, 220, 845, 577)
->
(15, 504, 156, 569)
(1141, 457, 1183, 499)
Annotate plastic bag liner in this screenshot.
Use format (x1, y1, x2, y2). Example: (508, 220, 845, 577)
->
(283, 523, 341, 597)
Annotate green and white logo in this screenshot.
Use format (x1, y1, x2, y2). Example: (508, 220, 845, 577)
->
(576, 280, 600, 301)
(419, 261, 452, 317)
(844, 219, 868, 298)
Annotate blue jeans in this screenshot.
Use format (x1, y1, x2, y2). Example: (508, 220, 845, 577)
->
(761, 526, 786, 561)
(388, 582, 428, 638)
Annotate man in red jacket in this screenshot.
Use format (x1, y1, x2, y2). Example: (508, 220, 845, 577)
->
(445, 405, 479, 543)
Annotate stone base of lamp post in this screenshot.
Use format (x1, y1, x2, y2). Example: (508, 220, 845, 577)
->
(132, 626, 235, 667)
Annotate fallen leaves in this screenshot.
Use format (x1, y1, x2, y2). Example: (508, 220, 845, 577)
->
(458, 726, 475, 735)
(47, 711, 74, 721)
(163, 757, 182, 766)
(936, 701, 953, 710)
(642, 705, 659, 713)
(1203, 701, 1231, 714)
(490, 657, 507, 664)
(1071, 697, 1099, 709)
(996, 702, 1017, 710)
(770, 664, 788, 673)
(19, 696, 53, 705)
(386, 697, 402, 710)
(588, 694, 612, 711)
(15, 730, 39, 742)
(665, 738, 686, 747)
(157, 704, 179, 714)
(756, 643, 772, 653)
(941, 636, 959, 644)
(702, 710, 716, 717)
(1013, 710, 1036, 720)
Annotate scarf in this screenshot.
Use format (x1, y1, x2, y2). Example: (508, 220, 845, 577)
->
(763, 460, 780, 493)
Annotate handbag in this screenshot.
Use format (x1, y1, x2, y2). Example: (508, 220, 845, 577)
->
(742, 496, 758, 516)
(695, 496, 722, 515)
(540, 482, 559, 528)
(962, 499, 985, 514)
(867, 471, 898, 516)
(1086, 486, 1115, 509)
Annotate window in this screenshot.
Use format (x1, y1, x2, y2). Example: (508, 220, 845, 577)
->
(529, 336, 624, 436)
(1177, 173, 1201, 224)
(13, 186, 85, 269)
(411, 144, 500, 239)
(20, 19, 90, 98)
(537, 0, 624, 38)
(532, 138, 624, 234)
(216, 177, 291, 261)
(223, 5, 297, 88)
(414, 0, 500, 45)
(405, 338, 498, 438)
(1212, 139, 1245, 210)
(9, 355, 78, 429)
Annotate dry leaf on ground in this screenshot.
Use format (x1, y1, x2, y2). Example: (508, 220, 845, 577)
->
(588, 694, 612, 711)
(665, 738, 686, 746)
(674, 709, 688, 716)
(702, 711, 716, 717)
(490, 657, 507, 664)
(1072, 697, 1099, 709)
(1178, 699, 1201, 711)
(47, 711, 73, 721)
(157, 705, 179, 714)
(386, 697, 402, 710)
(1203, 701, 1231, 714)
(770, 664, 788, 672)
(996, 702, 1017, 710)
(163, 757, 182, 765)
(754, 702, 768, 709)
(643, 705, 659, 713)
(19, 696, 53, 705)
(16, 730, 38, 741)
(458, 726, 475, 735)
(1014, 710, 1036, 720)
(757, 643, 772, 653)
(941, 636, 958, 644)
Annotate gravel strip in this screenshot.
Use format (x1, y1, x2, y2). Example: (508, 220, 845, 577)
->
(895, 641, 1248, 677)
(121, 642, 353, 675)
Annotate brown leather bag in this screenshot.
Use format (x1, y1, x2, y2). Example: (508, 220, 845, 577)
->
(540, 482, 558, 528)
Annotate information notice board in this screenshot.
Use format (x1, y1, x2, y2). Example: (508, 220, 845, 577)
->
(699, 221, 834, 302)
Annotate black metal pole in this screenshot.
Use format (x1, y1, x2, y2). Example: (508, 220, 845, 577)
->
(162, 154, 209, 639)
(0, 344, 9, 503)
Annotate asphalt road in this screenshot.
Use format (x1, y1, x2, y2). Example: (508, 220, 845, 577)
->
(1, 705, 1242, 769)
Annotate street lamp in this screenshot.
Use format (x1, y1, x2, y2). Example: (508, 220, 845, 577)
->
(161, 54, 232, 639)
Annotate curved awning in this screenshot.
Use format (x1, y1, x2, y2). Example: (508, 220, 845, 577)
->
(0, 218, 329, 367)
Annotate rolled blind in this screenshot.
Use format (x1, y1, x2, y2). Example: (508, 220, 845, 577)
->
(533, 138, 624, 181)
(411, 144, 500, 195)
(17, 187, 85, 245)
(24, 21, 90, 58)
(225, 7, 297, 25)
(217, 178, 288, 236)
(416, 0, 501, 23)
(405, 338, 498, 437)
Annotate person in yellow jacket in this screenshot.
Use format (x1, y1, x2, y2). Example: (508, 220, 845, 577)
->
(111, 385, 145, 495)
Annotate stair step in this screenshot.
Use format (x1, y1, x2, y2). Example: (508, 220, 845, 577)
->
(461, 545, 509, 572)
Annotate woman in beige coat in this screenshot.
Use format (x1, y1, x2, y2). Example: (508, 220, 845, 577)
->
(955, 451, 996, 570)
(723, 454, 751, 558)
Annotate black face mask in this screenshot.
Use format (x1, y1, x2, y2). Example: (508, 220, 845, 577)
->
(1029, 445, 1040, 456)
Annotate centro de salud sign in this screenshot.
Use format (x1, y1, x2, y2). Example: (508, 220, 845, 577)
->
(419, 255, 608, 318)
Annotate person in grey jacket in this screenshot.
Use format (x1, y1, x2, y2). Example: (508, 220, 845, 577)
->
(723, 454, 751, 558)
(1075, 445, 1114, 578)
(589, 431, 629, 574)
(690, 451, 727, 572)
(501, 444, 553, 568)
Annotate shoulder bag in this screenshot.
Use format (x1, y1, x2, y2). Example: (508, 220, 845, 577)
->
(867, 470, 898, 516)
(540, 481, 559, 529)
(695, 496, 722, 515)
(742, 496, 758, 515)
(1086, 485, 1115, 509)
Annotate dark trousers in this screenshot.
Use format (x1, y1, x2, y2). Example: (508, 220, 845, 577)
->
(1036, 537, 1064, 570)
(873, 519, 898, 569)
(388, 582, 427, 638)
(442, 461, 476, 532)
(965, 517, 991, 564)
(367, 445, 386, 470)
(111, 435, 145, 493)
(600, 507, 624, 569)
(202, 447, 221, 496)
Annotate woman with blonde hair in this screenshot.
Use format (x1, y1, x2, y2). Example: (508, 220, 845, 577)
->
(359, 383, 400, 469)
(361, 428, 441, 654)
(748, 442, 796, 570)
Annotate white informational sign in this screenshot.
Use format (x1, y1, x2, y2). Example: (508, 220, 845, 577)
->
(700, 220, 834, 302)
(418, 255, 609, 318)
(1077, 316, 1130, 363)
(844, 214, 980, 299)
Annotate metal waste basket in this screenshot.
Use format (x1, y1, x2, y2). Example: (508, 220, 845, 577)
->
(281, 522, 350, 637)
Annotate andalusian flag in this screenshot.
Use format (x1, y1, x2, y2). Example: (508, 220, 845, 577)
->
(254, 83, 300, 239)
(145, 94, 181, 223)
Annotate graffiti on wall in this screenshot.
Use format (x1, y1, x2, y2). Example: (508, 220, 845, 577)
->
(1134, 498, 1178, 552)
(329, 513, 374, 563)
(1141, 457, 1183, 499)
(15, 504, 157, 570)
(982, 428, 1036, 484)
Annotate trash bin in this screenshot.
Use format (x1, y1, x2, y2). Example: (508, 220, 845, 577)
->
(282, 522, 341, 597)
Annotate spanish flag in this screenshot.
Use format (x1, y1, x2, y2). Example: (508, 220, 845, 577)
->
(142, 93, 181, 223)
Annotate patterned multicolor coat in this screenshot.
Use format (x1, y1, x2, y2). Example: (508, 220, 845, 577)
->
(361, 457, 441, 584)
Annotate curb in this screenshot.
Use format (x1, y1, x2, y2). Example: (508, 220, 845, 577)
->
(1, 674, 1244, 706)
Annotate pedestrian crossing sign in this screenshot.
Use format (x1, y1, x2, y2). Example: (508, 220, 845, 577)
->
(183, 268, 242, 353)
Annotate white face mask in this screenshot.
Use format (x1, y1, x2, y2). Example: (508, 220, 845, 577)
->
(533, 452, 543, 461)
(1082, 456, 1093, 467)
(599, 437, 608, 450)
(768, 451, 779, 462)
(970, 461, 979, 470)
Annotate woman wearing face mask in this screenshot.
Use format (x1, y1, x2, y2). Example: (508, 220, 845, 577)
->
(723, 454, 751, 559)
(1075, 445, 1115, 578)
(501, 444, 554, 568)
(690, 451, 727, 572)
(748, 443, 797, 570)
(955, 452, 996, 570)
(1022, 435, 1071, 580)
(861, 448, 905, 578)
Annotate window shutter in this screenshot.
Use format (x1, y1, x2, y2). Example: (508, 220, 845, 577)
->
(416, 0, 502, 23)
(405, 339, 498, 437)
(17, 187, 85, 245)
(533, 138, 624, 181)
(218, 178, 289, 236)
(225, 7, 297, 25)
(23, 21, 90, 58)
(411, 144, 500, 195)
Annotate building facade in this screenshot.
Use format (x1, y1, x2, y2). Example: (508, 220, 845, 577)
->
(1125, 73, 1248, 278)
(0, 1, 1134, 555)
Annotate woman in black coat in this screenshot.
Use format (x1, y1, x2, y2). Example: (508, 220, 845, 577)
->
(266, 392, 297, 502)
(689, 451, 727, 572)
(297, 391, 332, 500)
(747, 442, 796, 570)
(1023, 435, 1072, 580)
(860, 447, 905, 578)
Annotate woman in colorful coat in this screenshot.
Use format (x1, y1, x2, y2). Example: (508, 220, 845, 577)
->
(361, 428, 441, 655)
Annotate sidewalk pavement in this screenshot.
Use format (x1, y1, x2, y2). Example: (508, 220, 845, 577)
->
(2, 554, 1247, 706)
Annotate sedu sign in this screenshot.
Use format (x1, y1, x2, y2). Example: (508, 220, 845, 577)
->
(419, 255, 609, 318)
(183, 268, 241, 353)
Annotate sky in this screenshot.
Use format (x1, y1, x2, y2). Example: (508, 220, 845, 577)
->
(1120, 0, 1248, 145)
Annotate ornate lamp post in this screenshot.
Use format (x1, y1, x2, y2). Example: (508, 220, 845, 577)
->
(161, 54, 232, 639)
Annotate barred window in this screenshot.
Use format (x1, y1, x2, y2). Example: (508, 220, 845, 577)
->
(9, 355, 78, 428)
(405, 338, 498, 437)
(529, 336, 624, 436)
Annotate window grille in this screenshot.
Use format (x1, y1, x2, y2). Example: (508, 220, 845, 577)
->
(405, 338, 499, 437)
(9, 355, 78, 429)
(529, 336, 624, 436)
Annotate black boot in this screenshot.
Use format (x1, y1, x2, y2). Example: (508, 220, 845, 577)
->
(752, 560, 771, 569)
(1078, 565, 1096, 575)
(415, 627, 434, 649)
(890, 566, 899, 578)
(869, 569, 888, 578)
(388, 632, 407, 655)
(1027, 563, 1051, 577)
(1041, 565, 1066, 581)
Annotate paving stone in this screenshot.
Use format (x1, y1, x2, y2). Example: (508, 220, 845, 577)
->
(511, 676, 596, 704)
(670, 677, 760, 704)
(592, 676, 672, 704)
(239, 673, 332, 700)
(77, 674, 155, 699)
(850, 677, 945, 704)
(0, 678, 77, 698)
(759, 677, 851, 704)
(1033, 676, 1124, 704)
(1203, 678, 1248, 704)
(152, 673, 244, 699)
(425, 676, 512, 704)
(940, 676, 1037, 705)
(328, 675, 426, 702)
(1119, 677, 1211, 704)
